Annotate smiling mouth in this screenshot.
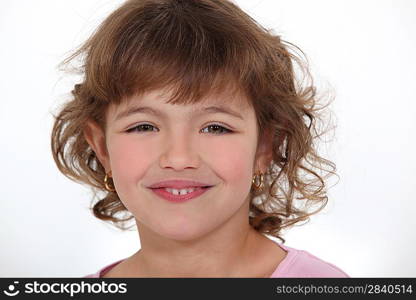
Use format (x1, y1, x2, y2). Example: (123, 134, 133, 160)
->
(150, 186, 212, 190)
(149, 186, 213, 203)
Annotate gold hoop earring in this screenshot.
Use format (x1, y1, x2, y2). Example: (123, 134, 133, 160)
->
(104, 171, 116, 192)
(252, 172, 264, 191)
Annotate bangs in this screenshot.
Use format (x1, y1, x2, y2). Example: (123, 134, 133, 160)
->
(75, 0, 270, 107)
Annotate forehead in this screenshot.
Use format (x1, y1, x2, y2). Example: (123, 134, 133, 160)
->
(108, 86, 253, 121)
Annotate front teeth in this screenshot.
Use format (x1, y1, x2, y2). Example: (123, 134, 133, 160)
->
(164, 188, 196, 195)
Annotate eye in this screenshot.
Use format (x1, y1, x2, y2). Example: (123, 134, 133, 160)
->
(126, 124, 158, 133)
(201, 124, 233, 135)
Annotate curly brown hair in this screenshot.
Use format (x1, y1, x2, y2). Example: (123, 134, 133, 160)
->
(51, 0, 338, 243)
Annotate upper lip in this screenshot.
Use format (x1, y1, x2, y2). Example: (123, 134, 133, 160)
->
(148, 180, 214, 189)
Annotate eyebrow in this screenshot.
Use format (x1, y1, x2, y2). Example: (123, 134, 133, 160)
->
(114, 105, 244, 121)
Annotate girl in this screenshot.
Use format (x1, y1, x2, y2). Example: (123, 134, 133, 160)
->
(51, 0, 349, 278)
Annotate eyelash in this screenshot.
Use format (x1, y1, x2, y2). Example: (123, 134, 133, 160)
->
(126, 123, 233, 135)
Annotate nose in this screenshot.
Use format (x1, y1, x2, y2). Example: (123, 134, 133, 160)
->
(159, 129, 200, 170)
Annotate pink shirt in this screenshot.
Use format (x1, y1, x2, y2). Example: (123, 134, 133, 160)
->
(84, 242, 349, 278)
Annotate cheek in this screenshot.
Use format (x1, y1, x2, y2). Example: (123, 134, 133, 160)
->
(106, 137, 150, 189)
(206, 138, 255, 193)
(205, 135, 255, 209)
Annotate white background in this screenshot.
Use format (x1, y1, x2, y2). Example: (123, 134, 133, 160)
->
(1, 0, 415, 277)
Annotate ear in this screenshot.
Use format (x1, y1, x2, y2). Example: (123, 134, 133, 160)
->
(83, 119, 110, 172)
(254, 127, 274, 173)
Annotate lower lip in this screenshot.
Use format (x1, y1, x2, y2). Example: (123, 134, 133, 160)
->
(149, 187, 212, 203)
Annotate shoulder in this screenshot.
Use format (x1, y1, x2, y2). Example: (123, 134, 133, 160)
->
(83, 259, 125, 278)
(84, 272, 99, 278)
(270, 243, 350, 278)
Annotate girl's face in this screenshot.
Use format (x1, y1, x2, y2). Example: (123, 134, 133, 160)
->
(85, 87, 272, 241)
